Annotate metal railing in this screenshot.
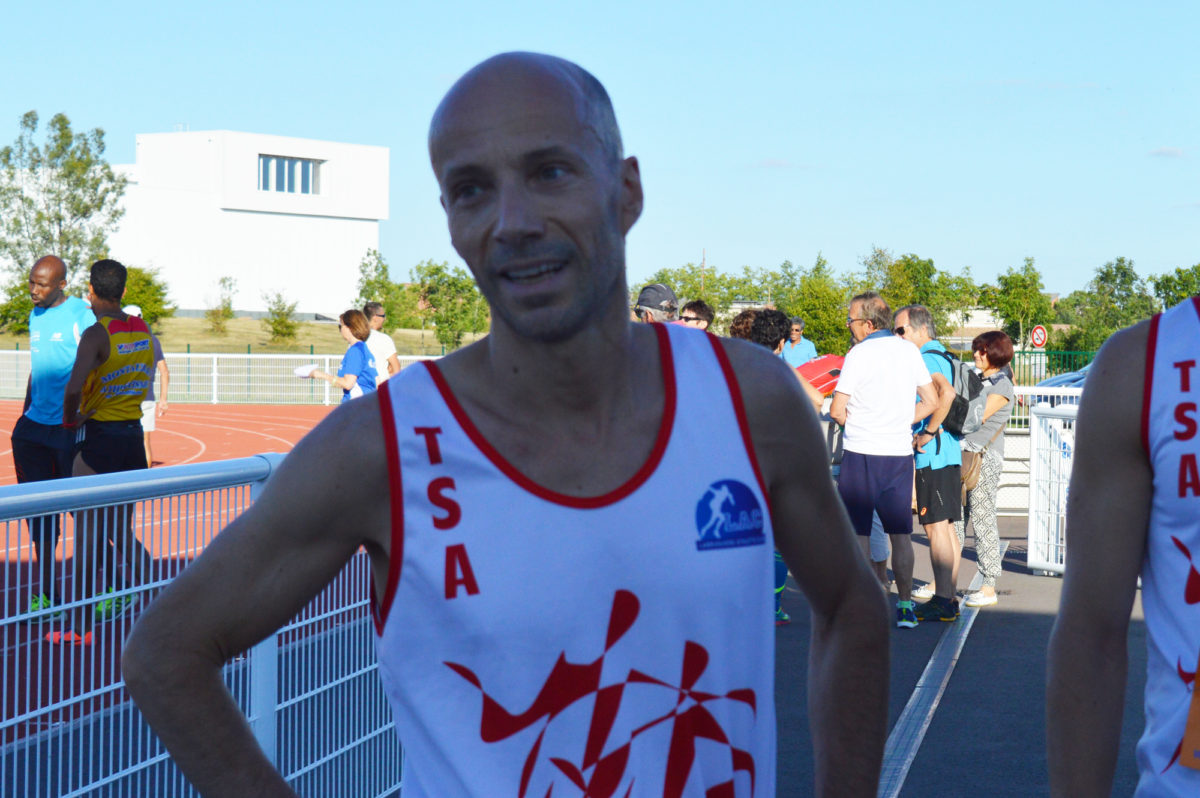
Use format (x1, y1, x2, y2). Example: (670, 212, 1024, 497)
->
(0, 456, 401, 797)
(1026, 403, 1079, 575)
(0, 351, 434, 405)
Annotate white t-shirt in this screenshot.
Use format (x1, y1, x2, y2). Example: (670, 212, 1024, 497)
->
(836, 333, 932, 456)
(366, 329, 398, 386)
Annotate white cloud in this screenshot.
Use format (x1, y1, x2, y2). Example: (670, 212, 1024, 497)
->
(754, 158, 798, 169)
(1149, 147, 1184, 158)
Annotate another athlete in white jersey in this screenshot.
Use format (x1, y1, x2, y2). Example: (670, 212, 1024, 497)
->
(123, 52, 889, 797)
(1049, 296, 1200, 796)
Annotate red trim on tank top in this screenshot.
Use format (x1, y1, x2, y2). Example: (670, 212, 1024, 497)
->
(372, 380, 405, 633)
(1142, 312, 1161, 459)
(422, 323, 677, 509)
(707, 335, 770, 502)
(1192, 295, 1200, 320)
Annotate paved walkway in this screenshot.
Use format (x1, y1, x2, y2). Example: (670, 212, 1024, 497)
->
(774, 515, 1146, 796)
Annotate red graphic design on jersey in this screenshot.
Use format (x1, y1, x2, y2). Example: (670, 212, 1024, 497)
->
(1163, 536, 1200, 773)
(445, 589, 757, 797)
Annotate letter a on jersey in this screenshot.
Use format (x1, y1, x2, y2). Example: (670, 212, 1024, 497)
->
(445, 544, 480, 599)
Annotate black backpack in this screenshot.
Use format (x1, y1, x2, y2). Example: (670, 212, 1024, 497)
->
(931, 349, 985, 437)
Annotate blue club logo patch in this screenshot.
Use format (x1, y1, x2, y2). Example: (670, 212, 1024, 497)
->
(695, 480, 765, 551)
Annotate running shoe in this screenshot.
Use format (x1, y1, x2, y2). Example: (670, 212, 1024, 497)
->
(95, 588, 139, 620)
(914, 596, 957, 623)
(964, 590, 998, 608)
(896, 601, 918, 629)
(44, 629, 94, 646)
(775, 608, 791, 626)
(28, 594, 62, 620)
(911, 583, 936, 600)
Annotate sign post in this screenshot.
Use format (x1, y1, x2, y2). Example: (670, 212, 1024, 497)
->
(1030, 324, 1048, 349)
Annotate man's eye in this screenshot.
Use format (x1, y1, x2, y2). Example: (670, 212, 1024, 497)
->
(537, 165, 567, 181)
(451, 183, 482, 202)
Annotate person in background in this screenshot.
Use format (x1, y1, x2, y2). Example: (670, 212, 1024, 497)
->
(952, 331, 1014, 608)
(893, 305, 962, 623)
(363, 302, 401, 385)
(311, 309, 378, 403)
(122, 305, 169, 467)
(678, 299, 714, 331)
(13, 255, 95, 617)
(781, 317, 818, 368)
(632, 282, 677, 323)
(728, 308, 757, 340)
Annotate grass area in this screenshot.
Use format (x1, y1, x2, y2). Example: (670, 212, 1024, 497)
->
(0, 316, 485, 356)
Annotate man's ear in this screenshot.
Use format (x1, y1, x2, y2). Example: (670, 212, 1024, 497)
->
(618, 156, 643, 235)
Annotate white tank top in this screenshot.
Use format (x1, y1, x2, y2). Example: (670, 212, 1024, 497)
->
(372, 324, 777, 797)
(1137, 296, 1200, 795)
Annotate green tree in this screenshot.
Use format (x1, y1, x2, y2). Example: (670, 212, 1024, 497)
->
(122, 266, 175, 327)
(0, 111, 127, 283)
(979, 257, 1054, 345)
(641, 261, 747, 326)
(261, 291, 299, 342)
(1057, 257, 1157, 351)
(205, 276, 236, 334)
(1151, 263, 1200, 310)
(851, 248, 976, 337)
(354, 248, 424, 330)
(410, 260, 488, 350)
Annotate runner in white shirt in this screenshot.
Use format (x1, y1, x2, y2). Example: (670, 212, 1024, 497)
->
(123, 52, 890, 797)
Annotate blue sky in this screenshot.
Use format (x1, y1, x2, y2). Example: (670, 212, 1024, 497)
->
(4, 1, 1196, 297)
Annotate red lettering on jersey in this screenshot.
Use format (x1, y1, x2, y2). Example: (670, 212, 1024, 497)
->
(414, 427, 444, 465)
(444, 544, 480, 598)
(1181, 454, 1200, 498)
(1176, 360, 1196, 392)
(1176, 403, 1198, 441)
(429, 476, 461, 530)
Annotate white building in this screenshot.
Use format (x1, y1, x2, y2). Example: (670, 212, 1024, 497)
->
(108, 130, 389, 316)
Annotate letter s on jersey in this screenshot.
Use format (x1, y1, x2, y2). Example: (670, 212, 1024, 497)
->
(428, 477, 462, 530)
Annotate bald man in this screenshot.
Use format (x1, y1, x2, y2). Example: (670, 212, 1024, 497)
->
(124, 53, 888, 797)
(12, 256, 95, 616)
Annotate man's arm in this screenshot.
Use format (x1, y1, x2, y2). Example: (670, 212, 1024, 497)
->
(1046, 322, 1151, 796)
(23, 374, 31, 414)
(913, 374, 952, 451)
(62, 324, 108, 427)
(829, 391, 849, 427)
(387, 353, 401, 377)
(722, 339, 889, 797)
(156, 358, 170, 415)
(912, 380, 937, 426)
(123, 397, 392, 797)
(794, 371, 824, 413)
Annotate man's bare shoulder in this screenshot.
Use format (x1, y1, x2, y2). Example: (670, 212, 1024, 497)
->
(714, 335, 804, 407)
(1078, 318, 1152, 426)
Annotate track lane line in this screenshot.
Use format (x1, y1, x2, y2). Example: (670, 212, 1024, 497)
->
(878, 541, 1010, 798)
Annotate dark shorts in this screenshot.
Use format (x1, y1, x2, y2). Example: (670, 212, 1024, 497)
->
(12, 415, 76, 483)
(837, 451, 914, 536)
(915, 465, 962, 524)
(78, 420, 147, 475)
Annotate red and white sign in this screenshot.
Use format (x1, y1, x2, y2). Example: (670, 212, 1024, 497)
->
(1030, 325, 1048, 349)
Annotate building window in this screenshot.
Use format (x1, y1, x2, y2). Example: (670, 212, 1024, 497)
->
(258, 155, 321, 194)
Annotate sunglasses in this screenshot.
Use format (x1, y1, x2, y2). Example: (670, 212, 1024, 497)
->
(893, 326, 905, 336)
(680, 315, 703, 323)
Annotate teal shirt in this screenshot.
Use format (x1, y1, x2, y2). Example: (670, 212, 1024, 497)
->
(912, 340, 962, 470)
(26, 296, 96, 426)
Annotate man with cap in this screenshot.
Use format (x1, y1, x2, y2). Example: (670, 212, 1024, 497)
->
(123, 305, 170, 467)
(633, 282, 677, 323)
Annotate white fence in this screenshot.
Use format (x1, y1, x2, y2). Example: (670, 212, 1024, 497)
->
(0, 456, 401, 797)
(1026, 403, 1079, 575)
(0, 351, 434, 405)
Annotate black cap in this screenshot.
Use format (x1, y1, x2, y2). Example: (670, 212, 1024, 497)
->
(635, 283, 677, 312)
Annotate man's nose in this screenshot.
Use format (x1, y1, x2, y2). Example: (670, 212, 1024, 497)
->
(493, 182, 543, 246)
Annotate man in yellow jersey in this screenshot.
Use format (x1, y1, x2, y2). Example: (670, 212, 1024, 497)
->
(50, 259, 156, 645)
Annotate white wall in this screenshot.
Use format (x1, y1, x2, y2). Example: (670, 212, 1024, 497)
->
(108, 131, 388, 315)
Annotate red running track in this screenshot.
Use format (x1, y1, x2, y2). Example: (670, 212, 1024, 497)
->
(0, 400, 334, 486)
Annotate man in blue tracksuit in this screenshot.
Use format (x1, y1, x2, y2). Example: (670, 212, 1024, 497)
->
(11, 255, 96, 615)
